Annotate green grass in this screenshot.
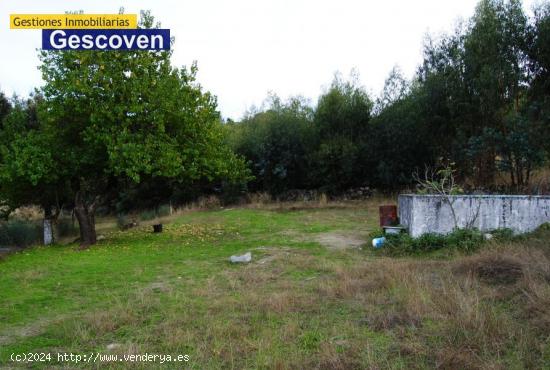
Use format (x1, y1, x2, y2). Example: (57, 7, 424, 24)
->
(0, 201, 549, 369)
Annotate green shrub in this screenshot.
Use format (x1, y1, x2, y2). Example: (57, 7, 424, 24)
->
(0, 220, 43, 247)
(377, 228, 486, 256)
(490, 228, 515, 241)
(499, 223, 550, 242)
(444, 228, 486, 253)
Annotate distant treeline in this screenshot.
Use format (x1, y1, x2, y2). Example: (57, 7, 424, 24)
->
(227, 0, 550, 194)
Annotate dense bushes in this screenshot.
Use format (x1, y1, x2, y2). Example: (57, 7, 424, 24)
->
(228, 95, 316, 194)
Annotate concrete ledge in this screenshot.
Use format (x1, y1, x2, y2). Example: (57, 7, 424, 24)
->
(398, 194, 550, 237)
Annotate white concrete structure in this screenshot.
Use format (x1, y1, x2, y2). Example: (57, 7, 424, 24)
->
(398, 194, 550, 237)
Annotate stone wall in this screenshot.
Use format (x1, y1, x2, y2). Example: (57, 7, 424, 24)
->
(398, 194, 550, 237)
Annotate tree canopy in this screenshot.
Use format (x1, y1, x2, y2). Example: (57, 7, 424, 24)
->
(228, 0, 550, 193)
(0, 11, 249, 245)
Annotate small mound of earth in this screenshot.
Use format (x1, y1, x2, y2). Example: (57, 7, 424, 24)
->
(456, 255, 523, 285)
(316, 232, 365, 250)
(145, 282, 171, 293)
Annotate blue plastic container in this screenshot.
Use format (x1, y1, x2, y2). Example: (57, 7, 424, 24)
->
(372, 237, 386, 248)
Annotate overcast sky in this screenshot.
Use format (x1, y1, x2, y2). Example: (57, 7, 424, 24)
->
(0, 0, 538, 119)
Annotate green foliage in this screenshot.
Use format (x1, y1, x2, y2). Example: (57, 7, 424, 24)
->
(229, 94, 315, 194)
(310, 136, 360, 192)
(3, 0, 550, 219)
(418, 0, 548, 188)
(0, 95, 67, 219)
(367, 85, 434, 189)
(315, 71, 372, 141)
(0, 11, 250, 243)
(312, 72, 373, 192)
(414, 162, 464, 195)
(229, 73, 374, 194)
(0, 220, 42, 248)
(298, 330, 322, 351)
(232, 3, 550, 195)
(37, 12, 248, 187)
(490, 228, 515, 240)
(0, 92, 11, 125)
(376, 229, 487, 256)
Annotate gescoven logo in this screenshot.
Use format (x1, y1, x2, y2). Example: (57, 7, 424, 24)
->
(42, 29, 170, 50)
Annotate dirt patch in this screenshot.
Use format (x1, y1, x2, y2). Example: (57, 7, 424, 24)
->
(254, 246, 310, 266)
(315, 232, 365, 250)
(0, 317, 63, 346)
(144, 281, 171, 293)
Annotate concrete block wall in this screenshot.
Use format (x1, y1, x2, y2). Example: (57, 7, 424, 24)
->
(398, 194, 550, 237)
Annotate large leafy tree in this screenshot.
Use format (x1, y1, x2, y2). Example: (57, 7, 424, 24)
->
(0, 95, 68, 223)
(10, 11, 247, 246)
(368, 82, 434, 189)
(462, 0, 531, 186)
(417, 0, 547, 188)
(313, 73, 373, 192)
(525, 2, 550, 158)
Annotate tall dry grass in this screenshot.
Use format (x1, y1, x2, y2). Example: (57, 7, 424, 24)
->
(315, 243, 550, 369)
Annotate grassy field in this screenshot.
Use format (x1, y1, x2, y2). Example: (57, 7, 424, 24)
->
(0, 199, 549, 369)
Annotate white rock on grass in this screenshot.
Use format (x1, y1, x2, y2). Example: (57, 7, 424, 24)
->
(230, 252, 252, 263)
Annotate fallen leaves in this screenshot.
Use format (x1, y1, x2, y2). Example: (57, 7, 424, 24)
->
(103, 223, 229, 246)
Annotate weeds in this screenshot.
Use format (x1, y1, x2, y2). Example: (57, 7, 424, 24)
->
(374, 228, 487, 256)
(375, 224, 549, 257)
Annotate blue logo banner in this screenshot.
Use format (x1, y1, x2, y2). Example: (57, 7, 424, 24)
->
(42, 29, 170, 50)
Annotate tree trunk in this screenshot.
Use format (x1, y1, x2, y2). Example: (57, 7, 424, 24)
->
(74, 191, 97, 248)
